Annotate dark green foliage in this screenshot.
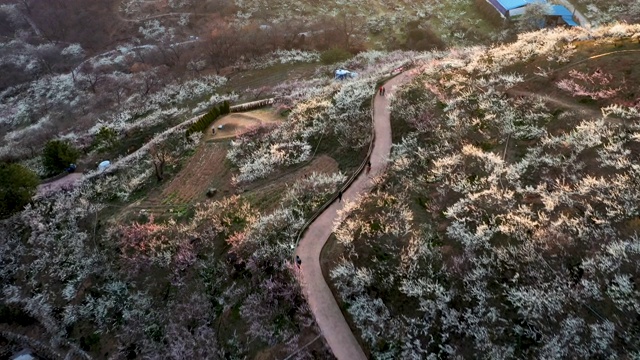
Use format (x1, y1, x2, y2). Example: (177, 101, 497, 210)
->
(185, 101, 231, 138)
(92, 126, 119, 154)
(0, 304, 37, 325)
(80, 332, 101, 351)
(474, 0, 509, 28)
(0, 162, 39, 217)
(42, 139, 80, 175)
(221, 100, 230, 115)
(403, 21, 446, 51)
(320, 47, 352, 65)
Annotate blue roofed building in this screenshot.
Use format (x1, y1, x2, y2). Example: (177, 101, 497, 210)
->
(548, 4, 579, 26)
(484, 0, 579, 26)
(487, 0, 545, 17)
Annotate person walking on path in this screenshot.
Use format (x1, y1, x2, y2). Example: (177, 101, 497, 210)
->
(295, 255, 302, 269)
(379, 86, 383, 95)
(366, 160, 371, 174)
(293, 72, 411, 360)
(382, 87, 386, 96)
(338, 190, 343, 202)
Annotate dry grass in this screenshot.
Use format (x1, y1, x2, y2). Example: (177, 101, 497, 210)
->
(203, 108, 284, 142)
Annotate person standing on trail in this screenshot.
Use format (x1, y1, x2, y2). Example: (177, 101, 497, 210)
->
(382, 87, 386, 96)
(295, 255, 302, 269)
(338, 190, 343, 202)
(366, 161, 371, 174)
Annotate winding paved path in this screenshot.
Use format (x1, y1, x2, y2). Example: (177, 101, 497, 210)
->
(294, 72, 412, 360)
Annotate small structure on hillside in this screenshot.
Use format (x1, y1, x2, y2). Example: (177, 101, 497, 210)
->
(548, 5, 578, 26)
(13, 352, 35, 360)
(98, 160, 111, 172)
(335, 69, 357, 80)
(486, 0, 578, 26)
(487, 0, 543, 17)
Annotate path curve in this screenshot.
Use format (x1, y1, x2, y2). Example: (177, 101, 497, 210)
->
(294, 72, 413, 360)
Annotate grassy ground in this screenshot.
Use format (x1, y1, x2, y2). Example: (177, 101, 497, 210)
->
(221, 62, 320, 101)
(429, 0, 497, 44)
(242, 155, 340, 211)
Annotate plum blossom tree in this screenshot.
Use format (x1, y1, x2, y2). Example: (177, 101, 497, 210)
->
(328, 23, 640, 358)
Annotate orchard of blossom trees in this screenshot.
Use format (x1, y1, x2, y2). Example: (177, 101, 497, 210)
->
(0, 150, 344, 357)
(329, 24, 640, 359)
(0, 46, 427, 357)
(2, 0, 639, 356)
(575, 0, 640, 25)
(227, 50, 431, 184)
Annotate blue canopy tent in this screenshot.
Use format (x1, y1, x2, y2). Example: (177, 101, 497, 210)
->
(335, 69, 357, 80)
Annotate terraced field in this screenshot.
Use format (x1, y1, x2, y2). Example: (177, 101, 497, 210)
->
(126, 108, 342, 218)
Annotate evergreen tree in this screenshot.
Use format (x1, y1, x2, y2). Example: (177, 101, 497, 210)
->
(42, 140, 80, 175)
(0, 163, 39, 217)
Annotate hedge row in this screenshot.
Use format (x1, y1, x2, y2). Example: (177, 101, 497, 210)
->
(186, 101, 230, 138)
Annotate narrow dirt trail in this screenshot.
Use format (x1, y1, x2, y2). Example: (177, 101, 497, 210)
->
(294, 72, 413, 360)
(508, 89, 602, 118)
(37, 173, 84, 197)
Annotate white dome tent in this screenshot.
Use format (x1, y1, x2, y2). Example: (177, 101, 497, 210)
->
(98, 160, 111, 172)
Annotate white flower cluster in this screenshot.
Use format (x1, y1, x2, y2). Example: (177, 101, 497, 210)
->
(246, 49, 320, 70)
(139, 20, 174, 42)
(231, 139, 312, 184)
(328, 23, 640, 358)
(581, 2, 640, 25)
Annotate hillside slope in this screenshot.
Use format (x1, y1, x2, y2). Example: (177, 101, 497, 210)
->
(327, 24, 640, 359)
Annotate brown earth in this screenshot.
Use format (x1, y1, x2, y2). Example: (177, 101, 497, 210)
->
(126, 108, 338, 218)
(203, 109, 283, 141)
(36, 173, 84, 197)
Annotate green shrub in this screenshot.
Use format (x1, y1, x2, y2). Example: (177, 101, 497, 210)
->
(221, 101, 230, 114)
(403, 21, 446, 51)
(92, 126, 119, 154)
(0, 162, 39, 217)
(42, 139, 80, 175)
(185, 102, 231, 138)
(320, 47, 352, 65)
(80, 332, 101, 351)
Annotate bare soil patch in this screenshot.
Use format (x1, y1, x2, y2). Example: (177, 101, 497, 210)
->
(128, 145, 340, 219)
(159, 142, 232, 204)
(203, 109, 283, 141)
